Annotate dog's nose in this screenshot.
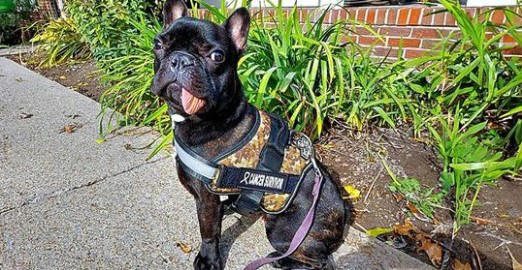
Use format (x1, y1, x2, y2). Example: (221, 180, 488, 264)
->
(171, 53, 194, 69)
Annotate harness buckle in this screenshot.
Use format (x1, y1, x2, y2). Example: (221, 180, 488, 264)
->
(213, 164, 224, 183)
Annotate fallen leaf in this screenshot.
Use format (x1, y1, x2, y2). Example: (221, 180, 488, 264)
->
(95, 138, 106, 144)
(471, 216, 493, 225)
(454, 259, 472, 270)
(507, 247, 522, 270)
(418, 238, 442, 266)
(406, 201, 420, 214)
(60, 123, 82, 134)
(342, 185, 361, 200)
(15, 77, 23, 82)
(365, 227, 393, 238)
(176, 242, 192, 253)
(393, 219, 416, 236)
(19, 112, 33, 119)
(59, 75, 67, 80)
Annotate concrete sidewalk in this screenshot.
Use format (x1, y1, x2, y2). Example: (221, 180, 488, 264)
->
(0, 57, 432, 270)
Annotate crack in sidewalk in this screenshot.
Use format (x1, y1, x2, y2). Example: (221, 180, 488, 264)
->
(0, 156, 169, 216)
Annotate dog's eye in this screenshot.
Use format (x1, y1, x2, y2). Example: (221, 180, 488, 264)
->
(210, 51, 225, 63)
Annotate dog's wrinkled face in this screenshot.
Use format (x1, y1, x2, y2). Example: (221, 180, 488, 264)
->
(151, 0, 250, 119)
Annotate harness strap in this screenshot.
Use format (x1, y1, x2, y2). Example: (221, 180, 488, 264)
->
(174, 138, 216, 182)
(232, 113, 290, 215)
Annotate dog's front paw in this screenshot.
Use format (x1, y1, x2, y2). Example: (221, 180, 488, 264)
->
(194, 252, 223, 270)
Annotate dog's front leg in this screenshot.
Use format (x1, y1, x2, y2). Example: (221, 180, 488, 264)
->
(193, 188, 224, 270)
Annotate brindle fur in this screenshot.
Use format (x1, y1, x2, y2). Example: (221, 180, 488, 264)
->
(151, 1, 350, 269)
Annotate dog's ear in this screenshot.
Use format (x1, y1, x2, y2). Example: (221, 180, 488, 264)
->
(163, 0, 189, 30)
(224, 8, 250, 54)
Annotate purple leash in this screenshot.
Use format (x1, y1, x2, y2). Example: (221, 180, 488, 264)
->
(243, 168, 324, 270)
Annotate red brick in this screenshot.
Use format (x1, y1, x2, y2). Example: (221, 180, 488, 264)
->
(367, 9, 376, 24)
(373, 47, 399, 58)
(446, 13, 457, 26)
(283, 9, 289, 18)
(405, 49, 427, 58)
(388, 38, 421, 48)
(398, 9, 410, 25)
(411, 28, 445, 38)
(409, 8, 421, 25)
(490, 10, 504, 24)
(357, 8, 367, 22)
(433, 12, 445, 25)
(503, 46, 522, 55)
(330, 10, 339, 23)
(301, 9, 309, 22)
(341, 35, 358, 44)
(359, 36, 386, 46)
(345, 8, 356, 20)
(420, 8, 432, 25)
(421, 39, 456, 50)
(465, 8, 476, 18)
(376, 8, 386, 25)
(503, 35, 516, 43)
(355, 26, 372, 36)
(448, 30, 462, 40)
(387, 9, 398, 25)
(420, 39, 440, 49)
(339, 9, 348, 21)
(379, 26, 412, 37)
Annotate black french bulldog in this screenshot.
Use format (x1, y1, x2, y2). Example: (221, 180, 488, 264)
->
(151, 0, 350, 269)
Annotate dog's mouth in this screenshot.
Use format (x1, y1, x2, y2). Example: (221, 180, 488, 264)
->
(180, 87, 206, 115)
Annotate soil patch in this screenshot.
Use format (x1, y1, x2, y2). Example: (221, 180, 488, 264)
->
(7, 54, 522, 269)
(318, 125, 522, 269)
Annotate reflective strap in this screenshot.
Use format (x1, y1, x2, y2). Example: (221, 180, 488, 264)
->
(174, 140, 218, 180)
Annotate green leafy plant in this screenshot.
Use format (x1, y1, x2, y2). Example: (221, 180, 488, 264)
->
(428, 106, 521, 235)
(402, 0, 522, 129)
(65, 0, 150, 65)
(385, 166, 443, 219)
(31, 18, 90, 67)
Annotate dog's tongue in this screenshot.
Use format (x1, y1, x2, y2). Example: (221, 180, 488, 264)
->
(181, 88, 205, 115)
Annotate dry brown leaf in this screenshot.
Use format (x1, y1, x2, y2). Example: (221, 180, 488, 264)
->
(453, 259, 472, 270)
(393, 219, 416, 236)
(507, 247, 522, 270)
(60, 123, 82, 134)
(59, 75, 67, 80)
(471, 216, 493, 225)
(418, 238, 442, 266)
(63, 125, 76, 133)
(176, 242, 192, 254)
(407, 202, 420, 214)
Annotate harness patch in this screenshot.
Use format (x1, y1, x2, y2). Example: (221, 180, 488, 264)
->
(238, 170, 288, 193)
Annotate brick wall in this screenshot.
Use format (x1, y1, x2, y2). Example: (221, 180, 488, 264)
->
(339, 5, 522, 58)
(36, 0, 60, 18)
(198, 5, 522, 59)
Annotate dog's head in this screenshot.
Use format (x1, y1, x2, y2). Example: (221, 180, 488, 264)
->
(150, 0, 250, 120)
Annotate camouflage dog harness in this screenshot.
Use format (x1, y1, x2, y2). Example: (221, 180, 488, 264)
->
(174, 108, 315, 215)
